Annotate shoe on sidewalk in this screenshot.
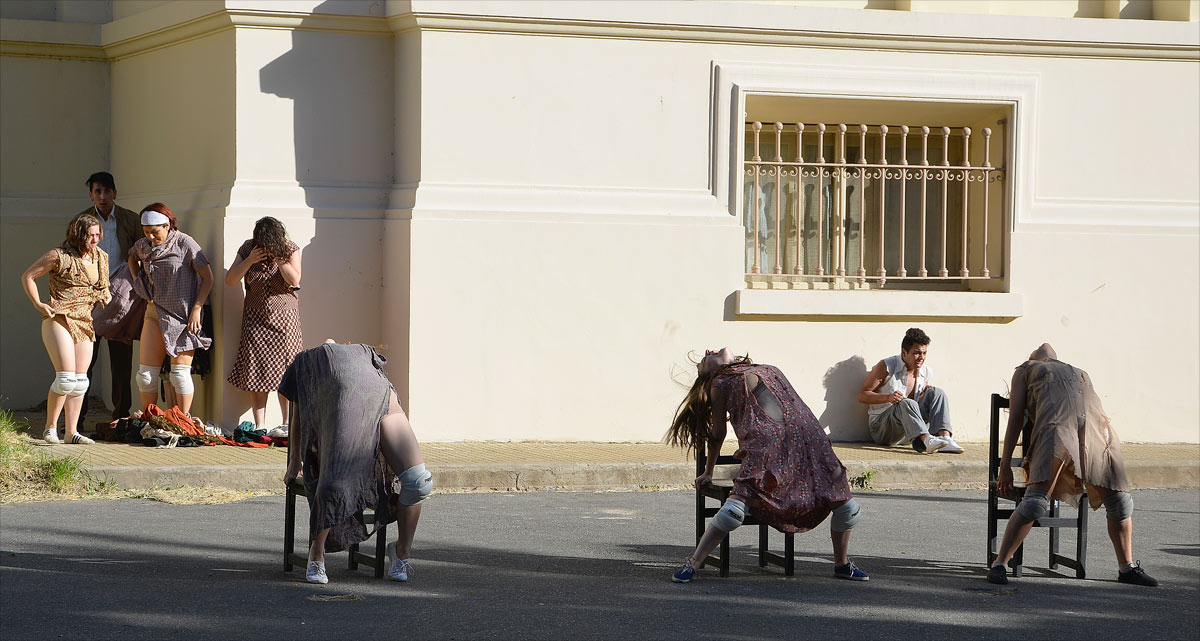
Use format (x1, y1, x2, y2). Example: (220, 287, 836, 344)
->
(386, 541, 412, 582)
(672, 560, 697, 583)
(916, 435, 949, 454)
(987, 564, 1009, 585)
(939, 436, 964, 454)
(43, 429, 60, 444)
(834, 561, 869, 581)
(1118, 562, 1158, 587)
(306, 560, 328, 584)
(69, 433, 95, 445)
(267, 425, 289, 439)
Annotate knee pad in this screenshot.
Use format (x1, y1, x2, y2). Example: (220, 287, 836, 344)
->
(168, 364, 193, 395)
(136, 364, 158, 394)
(68, 373, 89, 397)
(711, 497, 746, 533)
(397, 463, 433, 505)
(831, 498, 861, 533)
(50, 371, 75, 396)
(1103, 491, 1133, 522)
(1015, 489, 1051, 522)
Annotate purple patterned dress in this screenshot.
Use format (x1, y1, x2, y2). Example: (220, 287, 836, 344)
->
(713, 363, 852, 533)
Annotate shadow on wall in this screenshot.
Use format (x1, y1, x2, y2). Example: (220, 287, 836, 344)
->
(820, 355, 870, 441)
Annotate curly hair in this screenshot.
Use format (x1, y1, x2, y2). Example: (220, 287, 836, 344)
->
(252, 216, 293, 261)
(663, 353, 752, 453)
(61, 212, 101, 258)
(901, 327, 931, 352)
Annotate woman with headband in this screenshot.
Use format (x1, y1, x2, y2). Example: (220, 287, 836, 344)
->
(127, 203, 214, 417)
(20, 212, 112, 444)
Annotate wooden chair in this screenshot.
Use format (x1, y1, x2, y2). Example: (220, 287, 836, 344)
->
(695, 441, 795, 577)
(987, 393, 1087, 578)
(282, 406, 389, 578)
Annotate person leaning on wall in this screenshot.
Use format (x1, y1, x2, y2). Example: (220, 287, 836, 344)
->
(127, 203, 214, 417)
(20, 213, 112, 445)
(79, 171, 142, 423)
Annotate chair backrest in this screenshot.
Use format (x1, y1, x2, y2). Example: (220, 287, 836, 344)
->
(989, 393, 1034, 484)
(695, 440, 741, 476)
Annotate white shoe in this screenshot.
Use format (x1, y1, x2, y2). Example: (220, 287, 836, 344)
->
(43, 429, 60, 444)
(386, 541, 411, 582)
(922, 435, 949, 454)
(306, 560, 328, 584)
(69, 433, 95, 445)
(267, 425, 289, 438)
(939, 435, 964, 454)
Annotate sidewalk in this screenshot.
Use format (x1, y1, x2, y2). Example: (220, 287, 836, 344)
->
(16, 409, 1200, 491)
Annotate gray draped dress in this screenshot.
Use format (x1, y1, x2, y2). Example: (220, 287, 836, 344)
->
(279, 343, 398, 552)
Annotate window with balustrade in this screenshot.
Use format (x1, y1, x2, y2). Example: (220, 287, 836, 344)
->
(741, 103, 1009, 292)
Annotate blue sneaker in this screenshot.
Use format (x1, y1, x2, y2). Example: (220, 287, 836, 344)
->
(672, 561, 697, 583)
(834, 561, 869, 581)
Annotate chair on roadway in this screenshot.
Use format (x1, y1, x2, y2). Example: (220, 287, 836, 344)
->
(282, 406, 388, 578)
(695, 441, 795, 577)
(987, 393, 1087, 578)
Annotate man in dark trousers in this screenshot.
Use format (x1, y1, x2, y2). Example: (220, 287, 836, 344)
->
(82, 172, 141, 421)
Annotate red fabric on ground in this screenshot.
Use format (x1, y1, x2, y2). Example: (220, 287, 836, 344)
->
(144, 405, 271, 448)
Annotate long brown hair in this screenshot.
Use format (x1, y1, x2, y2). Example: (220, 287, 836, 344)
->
(61, 212, 101, 258)
(252, 216, 293, 261)
(664, 353, 752, 452)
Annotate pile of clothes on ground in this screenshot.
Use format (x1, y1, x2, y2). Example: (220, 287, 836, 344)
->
(93, 406, 288, 449)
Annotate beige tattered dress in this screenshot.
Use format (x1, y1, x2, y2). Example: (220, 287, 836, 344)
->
(1019, 359, 1129, 509)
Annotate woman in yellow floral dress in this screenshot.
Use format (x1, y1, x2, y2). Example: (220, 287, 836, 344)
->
(20, 213, 112, 444)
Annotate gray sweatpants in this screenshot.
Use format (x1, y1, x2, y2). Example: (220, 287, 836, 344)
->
(869, 387, 952, 445)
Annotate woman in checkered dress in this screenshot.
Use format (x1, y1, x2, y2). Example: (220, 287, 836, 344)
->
(225, 217, 302, 432)
(129, 203, 214, 417)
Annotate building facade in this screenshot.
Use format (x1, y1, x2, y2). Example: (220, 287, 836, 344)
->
(2, 0, 1197, 442)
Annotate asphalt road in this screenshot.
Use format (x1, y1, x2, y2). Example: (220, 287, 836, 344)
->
(1, 489, 1197, 640)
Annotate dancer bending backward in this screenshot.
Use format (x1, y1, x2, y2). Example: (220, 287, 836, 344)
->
(128, 204, 214, 416)
(20, 213, 111, 444)
(990, 343, 1157, 587)
(225, 216, 302, 435)
(667, 348, 868, 582)
(280, 340, 431, 585)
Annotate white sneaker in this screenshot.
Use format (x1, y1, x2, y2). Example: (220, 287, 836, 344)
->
(922, 435, 949, 454)
(69, 433, 95, 445)
(939, 436, 964, 454)
(306, 560, 328, 584)
(267, 425, 289, 438)
(386, 541, 411, 582)
(43, 429, 60, 444)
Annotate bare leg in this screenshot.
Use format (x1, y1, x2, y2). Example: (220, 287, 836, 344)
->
(1092, 486, 1134, 566)
(308, 527, 330, 563)
(137, 315, 167, 412)
(831, 529, 851, 566)
(40, 318, 73, 434)
(169, 351, 195, 415)
(277, 394, 290, 427)
(378, 392, 425, 559)
(994, 477, 1055, 566)
(250, 391, 269, 428)
(687, 521, 729, 569)
(63, 340, 94, 439)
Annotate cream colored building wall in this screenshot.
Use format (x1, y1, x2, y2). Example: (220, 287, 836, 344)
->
(728, 0, 1200, 20)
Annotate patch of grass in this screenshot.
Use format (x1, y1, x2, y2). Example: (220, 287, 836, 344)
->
(849, 469, 877, 490)
(0, 405, 115, 502)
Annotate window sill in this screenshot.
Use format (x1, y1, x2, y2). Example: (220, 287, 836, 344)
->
(734, 289, 1023, 320)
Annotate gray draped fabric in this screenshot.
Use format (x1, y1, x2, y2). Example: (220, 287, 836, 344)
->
(279, 343, 397, 552)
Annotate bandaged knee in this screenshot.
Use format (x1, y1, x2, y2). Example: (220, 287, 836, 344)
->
(168, 364, 193, 395)
(68, 373, 89, 397)
(1102, 491, 1133, 522)
(50, 371, 74, 396)
(711, 497, 747, 533)
(1015, 488, 1051, 522)
(397, 463, 432, 505)
(830, 498, 861, 532)
(136, 364, 158, 394)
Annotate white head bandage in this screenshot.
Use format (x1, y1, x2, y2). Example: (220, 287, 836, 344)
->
(141, 209, 170, 226)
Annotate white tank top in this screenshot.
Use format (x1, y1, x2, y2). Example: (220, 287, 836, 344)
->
(868, 354, 931, 419)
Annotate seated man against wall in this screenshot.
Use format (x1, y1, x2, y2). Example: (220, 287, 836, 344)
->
(857, 328, 963, 454)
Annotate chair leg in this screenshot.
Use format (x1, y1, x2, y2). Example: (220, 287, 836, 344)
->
(1049, 499, 1061, 570)
(349, 542, 359, 570)
(719, 534, 730, 577)
(284, 486, 296, 572)
(1077, 492, 1088, 579)
(374, 522, 388, 578)
(1012, 542, 1024, 578)
(758, 524, 768, 568)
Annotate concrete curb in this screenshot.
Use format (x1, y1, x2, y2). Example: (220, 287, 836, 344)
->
(90, 459, 1200, 492)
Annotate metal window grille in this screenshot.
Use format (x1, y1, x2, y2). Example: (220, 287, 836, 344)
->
(743, 121, 1006, 288)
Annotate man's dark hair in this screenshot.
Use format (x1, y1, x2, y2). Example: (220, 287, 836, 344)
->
(86, 172, 116, 191)
(901, 327, 931, 352)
